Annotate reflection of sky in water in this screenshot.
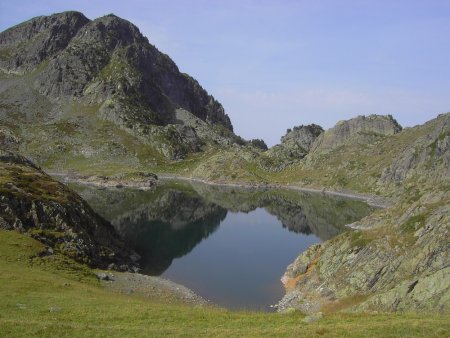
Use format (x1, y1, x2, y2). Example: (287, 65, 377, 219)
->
(162, 209, 319, 311)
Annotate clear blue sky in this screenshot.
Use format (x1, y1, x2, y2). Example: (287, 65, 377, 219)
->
(1, 0, 449, 145)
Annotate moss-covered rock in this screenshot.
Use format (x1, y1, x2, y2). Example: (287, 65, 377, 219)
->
(0, 151, 138, 270)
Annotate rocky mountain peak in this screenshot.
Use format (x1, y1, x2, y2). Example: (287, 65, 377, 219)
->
(81, 14, 148, 49)
(310, 114, 402, 153)
(281, 124, 324, 152)
(264, 124, 324, 166)
(1, 11, 232, 132)
(0, 11, 89, 73)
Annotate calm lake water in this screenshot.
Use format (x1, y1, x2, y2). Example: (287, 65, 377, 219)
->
(71, 180, 374, 311)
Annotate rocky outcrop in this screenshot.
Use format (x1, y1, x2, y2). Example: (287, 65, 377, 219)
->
(310, 115, 402, 153)
(248, 139, 268, 151)
(278, 113, 450, 314)
(380, 113, 450, 184)
(0, 127, 20, 151)
(0, 11, 89, 74)
(266, 124, 323, 164)
(278, 191, 450, 313)
(281, 124, 324, 152)
(0, 151, 138, 270)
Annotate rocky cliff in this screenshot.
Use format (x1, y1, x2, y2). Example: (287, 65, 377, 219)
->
(0, 11, 89, 73)
(278, 112, 450, 314)
(309, 114, 402, 153)
(265, 124, 324, 165)
(0, 11, 236, 167)
(279, 188, 449, 313)
(0, 150, 138, 270)
(281, 124, 324, 152)
(1, 11, 231, 129)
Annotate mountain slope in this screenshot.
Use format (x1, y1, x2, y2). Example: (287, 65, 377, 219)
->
(277, 113, 450, 313)
(0, 150, 138, 270)
(0, 11, 231, 129)
(0, 11, 237, 169)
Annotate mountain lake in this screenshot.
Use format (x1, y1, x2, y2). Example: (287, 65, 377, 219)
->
(70, 179, 375, 311)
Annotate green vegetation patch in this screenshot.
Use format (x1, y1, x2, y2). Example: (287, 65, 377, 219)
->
(0, 162, 78, 204)
(401, 213, 428, 233)
(1, 229, 448, 337)
(29, 229, 66, 241)
(348, 230, 374, 248)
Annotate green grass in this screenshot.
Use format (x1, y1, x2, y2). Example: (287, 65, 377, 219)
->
(0, 162, 79, 204)
(348, 230, 374, 248)
(401, 213, 428, 233)
(0, 229, 448, 337)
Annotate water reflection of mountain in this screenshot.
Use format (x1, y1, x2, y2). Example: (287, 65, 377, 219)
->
(70, 184, 226, 275)
(71, 180, 374, 274)
(189, 182, 375, 240)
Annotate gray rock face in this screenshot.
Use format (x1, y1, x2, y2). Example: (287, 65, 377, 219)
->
(0, 128, 20, 151)
(264, 124, 324, 169)
(380, 113, 450, 183)
(0, 12, 232, 130)
(281, 124, 324, 152)
(35, 14, 149, 99)
(279, 196, 450, 313)
(0, 151, 138, 270)
(0, 11, 239, 165)
(174, 108, 238, 147)
(310, 115, 402, 153)
(278, 114, 450, 314)
(0, 11, 89, 74)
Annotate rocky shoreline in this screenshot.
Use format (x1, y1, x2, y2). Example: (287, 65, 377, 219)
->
(48, 170, 389, 312)
(50, 172, 159, 190)
(96, 271, 209, 307)
(158, 174, 390, 209)
(49, 171, 390, 209)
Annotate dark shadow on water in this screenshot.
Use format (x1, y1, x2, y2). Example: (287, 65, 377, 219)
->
(122, 210, 226, 275)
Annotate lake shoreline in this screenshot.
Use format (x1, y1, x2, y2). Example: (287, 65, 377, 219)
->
(49, 169, 386, 312)
(96, 271, 210, 308)
(49, 171, 391, 209)
(157, 174, 391, 208)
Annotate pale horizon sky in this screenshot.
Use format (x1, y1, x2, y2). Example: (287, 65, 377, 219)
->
(1, 0, 449, 146)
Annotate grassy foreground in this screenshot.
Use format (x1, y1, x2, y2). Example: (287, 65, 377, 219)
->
(0, 230, 448, 337)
